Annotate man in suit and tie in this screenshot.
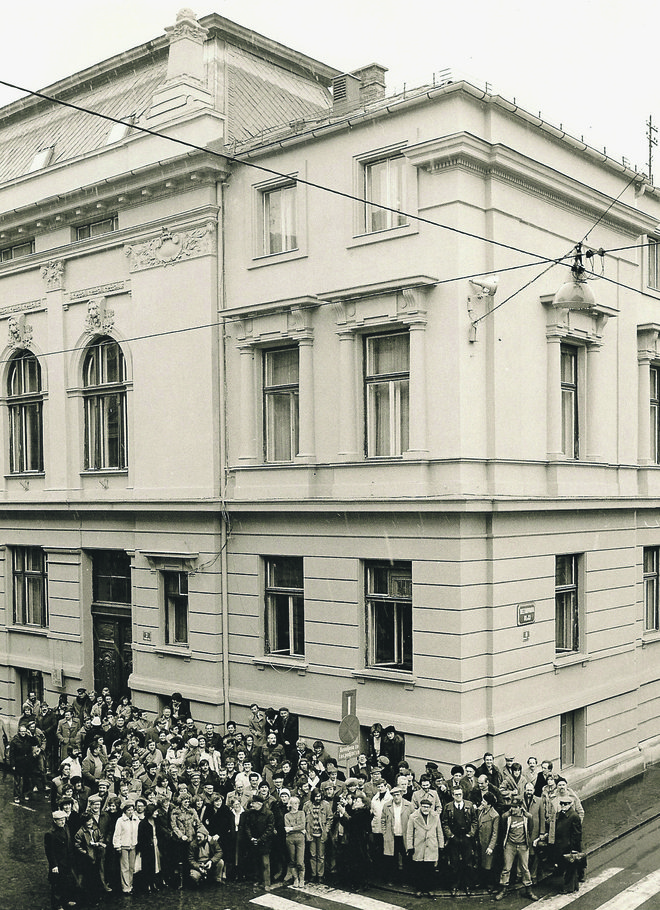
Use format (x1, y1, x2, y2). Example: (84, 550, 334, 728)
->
(442, 785, 477, 896)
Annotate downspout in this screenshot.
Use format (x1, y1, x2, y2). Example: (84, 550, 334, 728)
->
(217, 177, 231, 725)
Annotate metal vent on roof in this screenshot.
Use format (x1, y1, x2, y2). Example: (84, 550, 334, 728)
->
(28, 146, 55, 173)
(332, 73, 361, 114)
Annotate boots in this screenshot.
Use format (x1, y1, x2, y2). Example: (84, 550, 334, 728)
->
(524, 887, 539, 901)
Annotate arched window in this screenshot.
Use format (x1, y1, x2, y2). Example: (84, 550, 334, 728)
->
(8, 351, 43, 473)
(83, 336, 127, 470)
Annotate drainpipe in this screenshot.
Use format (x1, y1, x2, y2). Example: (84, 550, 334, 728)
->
(216, 177, 231, 725)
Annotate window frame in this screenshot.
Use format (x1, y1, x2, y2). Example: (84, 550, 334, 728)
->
(163, 570, 189, 647)
(75, 215, 118, 242)
(560, 343, 579, 460)
(261, 182, 297, 256)
(651, 365, 660, 464)
(361, 154, 407, 235)
(263, 346, 300, 463)
(7, 351, 44, 474)
(364, 331, 410, 458)
(365, 561, 413, 672)
(644, 546, 660, 632)
(555, 553, 581, 654)
(82, 336, 127, 471)
(264, 556, 305, 658)
(0, 239, 35, 262)
(648, 236, 660, 292)
(12, 546, 48, 628)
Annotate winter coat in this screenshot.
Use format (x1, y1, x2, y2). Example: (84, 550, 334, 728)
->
(476, 805, 500, 869)
(406, 808, 444, 861)
(381, 799, 413, 855)
(245, 805, 275, 855)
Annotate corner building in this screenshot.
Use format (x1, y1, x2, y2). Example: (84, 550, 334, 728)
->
(2, 10, 660, 797)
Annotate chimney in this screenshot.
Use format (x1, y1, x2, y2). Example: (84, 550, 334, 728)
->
(352, 64, 388, 104)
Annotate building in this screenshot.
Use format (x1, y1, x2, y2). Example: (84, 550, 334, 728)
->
(2, 9, 660, 794)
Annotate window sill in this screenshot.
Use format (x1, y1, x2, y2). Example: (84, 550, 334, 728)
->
(352, 668, 416, 689)
(253, 655, 308, 675)
(80, 469, 128, 475)
(7, 624, 48, 636)
(641, 631, 660, 646)
(155, 645, 192, 661)
(348, 224, 418, 249)
(5, 472, 45, 479)
(248, 250, 307, 269)
(553, 652, 590, 671)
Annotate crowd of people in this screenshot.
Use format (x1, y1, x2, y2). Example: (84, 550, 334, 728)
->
(3, 688, 586, 909)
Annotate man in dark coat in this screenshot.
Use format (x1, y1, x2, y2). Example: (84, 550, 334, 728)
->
(275, 707, 299, 759)
(442, 785, 478, 896)
(549, 796, 584, 893)
(45, 809, 79, 910)
(11, 723, 36, 802)
(245, 794, 275, 889)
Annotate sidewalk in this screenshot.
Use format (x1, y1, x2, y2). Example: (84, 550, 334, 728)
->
(581, 759, 660, 854)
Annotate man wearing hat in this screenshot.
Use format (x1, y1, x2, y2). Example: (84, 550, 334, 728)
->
(545, 794, 584, 893)
(406, 794, 444, 897)
(45, 809, 79, 910)
(494, 798, 538, 901)
(245, 791, 276, 890)
(113, 799, 139, 893)
(382, 785, 413, 883)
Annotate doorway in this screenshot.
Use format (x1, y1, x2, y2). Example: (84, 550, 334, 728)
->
(90, 550, 132, 699)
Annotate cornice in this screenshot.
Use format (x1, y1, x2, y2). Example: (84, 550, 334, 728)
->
(221, 295, 319, 321)
(0, 152, 229, 244)
(404, 132, 657, 237)
(317, 275, 437, 303)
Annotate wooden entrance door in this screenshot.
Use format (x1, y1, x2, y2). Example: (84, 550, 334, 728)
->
(93, 614, 132, 699)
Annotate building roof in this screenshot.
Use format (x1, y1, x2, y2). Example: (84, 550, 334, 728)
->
(0, 12, 335, 189)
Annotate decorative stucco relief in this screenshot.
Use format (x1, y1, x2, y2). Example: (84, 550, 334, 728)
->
(84, 296, 115, 335)
(41, 260, 65, 291)
(125, 223, 216, 273)
(7, 313, 33, 350)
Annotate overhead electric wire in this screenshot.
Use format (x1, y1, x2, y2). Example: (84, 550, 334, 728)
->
(0, 76, 651, 347)
(0, 77, 576, 269)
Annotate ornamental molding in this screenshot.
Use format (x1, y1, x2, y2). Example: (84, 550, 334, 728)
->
(41, 260, 65, 292)
(84, 297, 115, 336)
(0, 299, 45, 318)
(7, 313, 33, 350)
(68, 281, 128, 305)
(125, 222, 216, 273)
(637, 323, 660, 361)
(165, 9, 209, 45)
(404, 133, 657, 238)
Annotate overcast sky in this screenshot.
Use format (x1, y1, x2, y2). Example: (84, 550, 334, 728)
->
(0, 1, 655, 176)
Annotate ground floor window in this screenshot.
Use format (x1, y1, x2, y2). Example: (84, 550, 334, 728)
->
(365, 561, 413, 671)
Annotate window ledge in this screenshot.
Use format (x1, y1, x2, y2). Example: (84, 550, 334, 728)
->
(7, 624, 48, 636)
(248, 250, 307, 270)
(348, 224, 418, 249)
(155, 645, 192, 661)
(352, 668, 416, 689)
(5, 472, 45, 479)
(553, 652, 590, 671)
(642, 631, 660, 646)
(80, 469, 128, 476)
(253, 655, 308, 675)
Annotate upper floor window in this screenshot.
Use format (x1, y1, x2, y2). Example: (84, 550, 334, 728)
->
(363, 156, 406, 234)
(13, 546, 48, 627)
(365, 331, 409, 457)
(644, 546, 660, 632)
(651, 366, 660, 464)
(264, 557, 304, 657)
(560, 344, 579, 459)
(92, 550, 131, 604)
(76, 215, 118, 242)
(1, 240, 34, 262)
(366, 561, 412, 671)
(262, 183, 297, 255)
(555, 554, 580, 653)
(649, 237, 660, 291)
(83, 337, 127, 471)
(164, 571, 189, 646)
(8, 351, 43, 473)
(264, 347, 299, 462)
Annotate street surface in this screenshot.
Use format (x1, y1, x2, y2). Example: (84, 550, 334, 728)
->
(3, 772, 660, 910)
